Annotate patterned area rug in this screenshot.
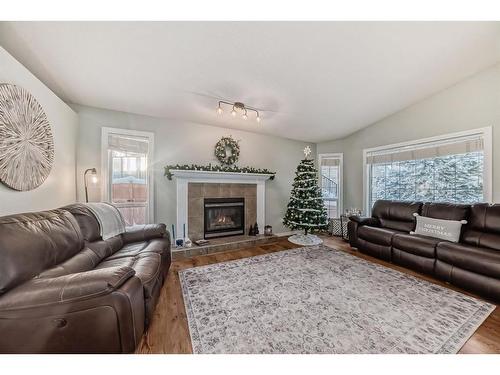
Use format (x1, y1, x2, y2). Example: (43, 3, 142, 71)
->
(179, 245, 495, 354)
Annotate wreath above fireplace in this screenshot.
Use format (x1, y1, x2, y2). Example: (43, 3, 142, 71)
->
(214, 136, 240, 165)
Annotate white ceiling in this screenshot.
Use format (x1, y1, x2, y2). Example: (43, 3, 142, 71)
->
(0, 22, 499, 143)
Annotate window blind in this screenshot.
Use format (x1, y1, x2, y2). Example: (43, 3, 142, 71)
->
(108, 133, 149, 154)
(320, 157, 340, 167)
(365, 134, 484, 165)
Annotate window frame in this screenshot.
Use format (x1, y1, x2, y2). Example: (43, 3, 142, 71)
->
(318, 152, 343, 218)
(101, 127, 155, 224)
(362, 127, 492, 214)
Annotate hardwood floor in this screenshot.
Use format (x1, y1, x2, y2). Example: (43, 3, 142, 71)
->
(136, 236, 500, 354)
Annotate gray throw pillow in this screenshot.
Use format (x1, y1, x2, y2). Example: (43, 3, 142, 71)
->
(410, 213, 467, 243)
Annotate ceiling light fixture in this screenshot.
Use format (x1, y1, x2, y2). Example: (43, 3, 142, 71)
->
(217, 101, 261, 123)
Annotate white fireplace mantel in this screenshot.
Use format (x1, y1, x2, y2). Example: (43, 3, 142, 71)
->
(171, 170, 274, 240)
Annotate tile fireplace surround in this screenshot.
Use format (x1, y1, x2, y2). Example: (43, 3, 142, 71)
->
(189, 183, 256, 240)
(171, 170, 274, 249)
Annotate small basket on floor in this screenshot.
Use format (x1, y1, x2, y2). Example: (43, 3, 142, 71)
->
(329, 218, 343, 236)
(328, 217, 350, 241)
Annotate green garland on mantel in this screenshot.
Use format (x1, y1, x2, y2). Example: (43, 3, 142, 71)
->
(164, 164, 276, 180)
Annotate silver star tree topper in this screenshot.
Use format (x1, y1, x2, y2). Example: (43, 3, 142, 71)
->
(303, 146, 312, 159)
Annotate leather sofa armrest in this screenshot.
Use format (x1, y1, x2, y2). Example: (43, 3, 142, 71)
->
(347, 216, 379, 249)
(347, 220, 358, 248)
(349, 216, 380, 227)
(0, 266, 135, 310)
(122, 223, 168, 244)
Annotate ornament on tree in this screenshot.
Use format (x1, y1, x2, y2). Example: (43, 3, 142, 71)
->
(283, 147, 328, 246)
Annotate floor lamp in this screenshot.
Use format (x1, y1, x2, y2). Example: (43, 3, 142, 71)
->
(84, 168, 98, 203)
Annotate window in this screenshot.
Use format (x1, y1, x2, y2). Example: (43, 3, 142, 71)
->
(363, 128, 492, 212)
(319, 153, 343, 218)
(101, 128, 154, 225)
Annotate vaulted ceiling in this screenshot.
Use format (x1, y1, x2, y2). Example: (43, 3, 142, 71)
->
(1, 22, 499, 142)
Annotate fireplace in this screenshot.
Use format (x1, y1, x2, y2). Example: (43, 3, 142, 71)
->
(204, 198, 245, 239)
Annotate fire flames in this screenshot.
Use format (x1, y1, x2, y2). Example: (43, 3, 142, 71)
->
(214, 214, 235, 226)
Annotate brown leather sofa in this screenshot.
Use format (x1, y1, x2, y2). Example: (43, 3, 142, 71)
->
(348, 200, 500, 303)
(0, 204, 171, 353)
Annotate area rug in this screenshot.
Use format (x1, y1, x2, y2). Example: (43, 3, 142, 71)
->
(179, 245, 495, 354)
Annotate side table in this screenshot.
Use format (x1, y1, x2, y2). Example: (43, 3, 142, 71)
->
(329, 216, 349, 241)
(340, 214, 350, 241)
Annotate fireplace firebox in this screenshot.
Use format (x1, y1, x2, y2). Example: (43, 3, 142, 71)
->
(204, 198, 245, 239)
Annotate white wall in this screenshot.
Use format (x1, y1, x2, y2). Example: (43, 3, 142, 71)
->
(7, 39, 495, 221)
(74, 104, 315, 233)
(317, 63, 500, 211)
(0, 47, 79, 215)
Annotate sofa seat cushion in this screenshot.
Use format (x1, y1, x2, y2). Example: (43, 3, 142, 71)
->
(392, 233, 441, 258)
(436, 242, 500, 279)
(122, 224, 167, 244)
(97, 253, 162, 298)
(107, 241, 148, 260)
(85, 236, 124, 260)
(105, 238, 167, 261)
(357, 226, 403, 246)
(38, 247, 101, 278)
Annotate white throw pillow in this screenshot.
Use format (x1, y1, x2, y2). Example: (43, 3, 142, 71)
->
(410, 213, 467, 243)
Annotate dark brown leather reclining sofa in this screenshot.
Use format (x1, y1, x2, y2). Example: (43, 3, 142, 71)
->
(348, 200, 500, 303)
(0, 204, 171, 353)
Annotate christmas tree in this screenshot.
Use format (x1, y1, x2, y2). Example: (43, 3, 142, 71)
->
(283, 147, 328, 239)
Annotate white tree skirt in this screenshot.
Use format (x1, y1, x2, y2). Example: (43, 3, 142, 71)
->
(288, 233, 323, 246)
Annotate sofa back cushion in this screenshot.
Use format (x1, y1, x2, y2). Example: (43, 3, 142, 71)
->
(372, 200, 422, 232)
(85, 236, 124, 259)
(63, 203, 101, 242)
(462, 203, 500, 250)
(421, 202, 470, 221)
(62, 204, 124, 258)
(0, 209, 84, 294)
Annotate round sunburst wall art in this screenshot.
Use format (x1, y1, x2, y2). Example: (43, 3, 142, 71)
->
(0, 84, 54, 191)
